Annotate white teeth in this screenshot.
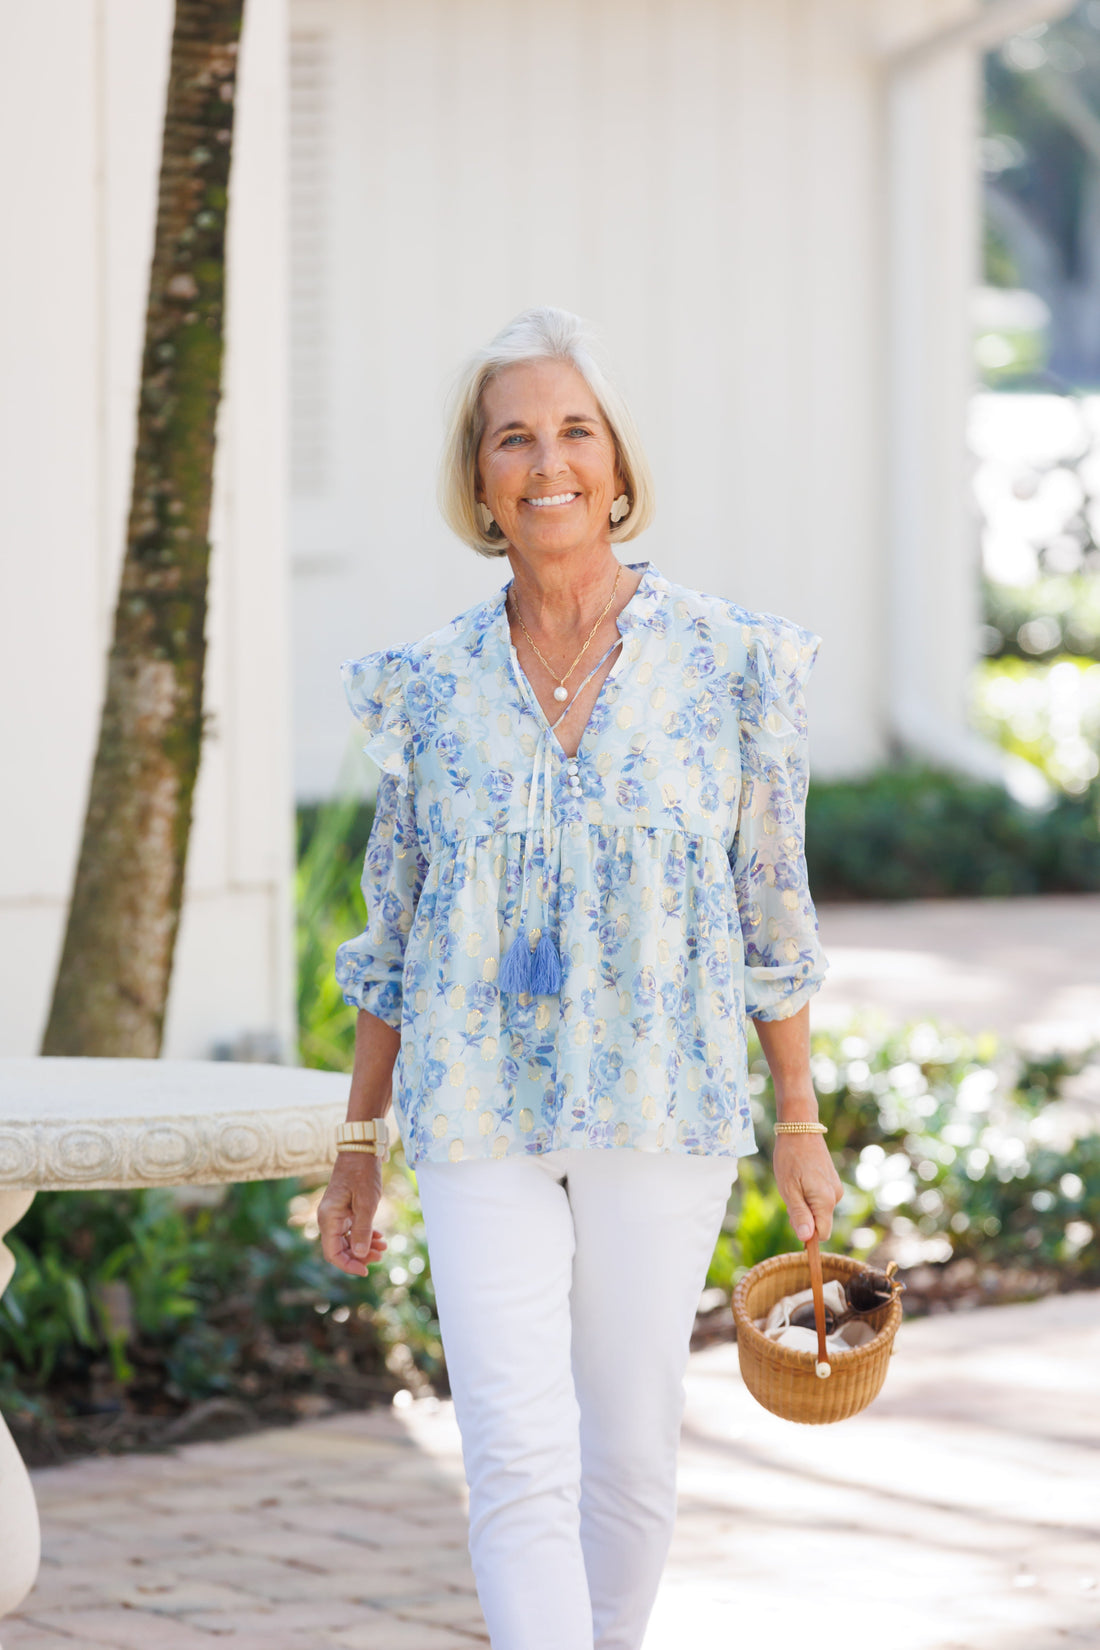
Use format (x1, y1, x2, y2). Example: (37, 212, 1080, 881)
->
(525, 493, 578, 507)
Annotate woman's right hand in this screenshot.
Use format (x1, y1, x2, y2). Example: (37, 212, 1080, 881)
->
(317, 1153, 388, 1277)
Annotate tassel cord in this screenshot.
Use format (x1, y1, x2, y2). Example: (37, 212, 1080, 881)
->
(503, 635, 625, 991)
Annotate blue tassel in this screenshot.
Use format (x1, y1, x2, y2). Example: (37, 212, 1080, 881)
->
(499, 926, 533, 993)
(529, 932, 563, 995)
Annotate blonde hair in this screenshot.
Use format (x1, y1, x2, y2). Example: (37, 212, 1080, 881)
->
(437, 306, 656, 558)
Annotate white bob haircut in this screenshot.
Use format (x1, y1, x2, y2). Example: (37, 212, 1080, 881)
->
(437, 306, 656, 559)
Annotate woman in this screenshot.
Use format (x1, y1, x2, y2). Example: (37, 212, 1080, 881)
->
(318, 306, 841, 1650)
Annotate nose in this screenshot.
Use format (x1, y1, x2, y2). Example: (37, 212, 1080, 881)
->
(530, 435, 570, 478)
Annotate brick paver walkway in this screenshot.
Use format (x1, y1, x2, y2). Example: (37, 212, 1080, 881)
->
(6, 1290, 1098, 1650)
(815, 894, 1100, 1049)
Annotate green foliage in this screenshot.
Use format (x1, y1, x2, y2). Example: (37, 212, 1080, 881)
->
(970, 656, 1100, 795)
(296, 796, 374, 1073)
(983, 576, 1100, 664)
(0, 1168, 440, 1424)
(706, 1018, 1099, 1292)
(805, 763, 1100, 899)
(761, 1020, 1097, 1275)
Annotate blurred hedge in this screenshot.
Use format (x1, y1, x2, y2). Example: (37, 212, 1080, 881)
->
(805, 765, 1100, 900)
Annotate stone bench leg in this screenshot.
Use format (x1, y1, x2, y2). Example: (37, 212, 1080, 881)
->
(0, 1188, 41, 1628)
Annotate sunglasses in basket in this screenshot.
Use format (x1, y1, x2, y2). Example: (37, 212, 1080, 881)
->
(789, 1262, 905, 1336)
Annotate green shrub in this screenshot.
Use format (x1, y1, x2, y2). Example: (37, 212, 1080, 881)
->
(737, 1019, 1099, 1285)
(0, 1166, 440, 1426)
(805, 764, 1100, 899)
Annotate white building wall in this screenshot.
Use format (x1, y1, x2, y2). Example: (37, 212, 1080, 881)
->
(287, 0, 921, 796)
(0, 0, 294, 1060)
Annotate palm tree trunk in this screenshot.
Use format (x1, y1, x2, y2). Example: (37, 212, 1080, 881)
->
(42, 0, 246, 1057)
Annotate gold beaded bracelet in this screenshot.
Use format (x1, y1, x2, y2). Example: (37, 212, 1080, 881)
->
(335, 1118, 390, 1161)
(774, 1120, 828, 1135)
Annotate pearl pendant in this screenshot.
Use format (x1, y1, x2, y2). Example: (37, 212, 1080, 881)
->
(553, 685, 568, 702)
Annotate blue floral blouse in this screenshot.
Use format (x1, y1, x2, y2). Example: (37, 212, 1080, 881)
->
(335, 560, 828, 1167)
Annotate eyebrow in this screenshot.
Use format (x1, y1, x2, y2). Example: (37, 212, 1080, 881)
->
(489, 414, 600, 439)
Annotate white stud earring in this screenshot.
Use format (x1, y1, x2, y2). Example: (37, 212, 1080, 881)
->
(610, 492, 631, 525)
(477, 503, 497, 535)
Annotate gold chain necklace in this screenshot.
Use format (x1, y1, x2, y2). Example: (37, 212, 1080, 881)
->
(509, 565, 623, 703)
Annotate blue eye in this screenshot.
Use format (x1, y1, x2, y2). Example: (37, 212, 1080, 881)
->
(502, 433, 526, 446)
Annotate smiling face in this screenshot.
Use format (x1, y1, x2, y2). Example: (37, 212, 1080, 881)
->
(474, 358, 625, 563)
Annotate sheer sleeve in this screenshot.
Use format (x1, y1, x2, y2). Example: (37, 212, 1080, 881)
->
(333, 649, 427, 1028)
(730, 616, 828, 1022)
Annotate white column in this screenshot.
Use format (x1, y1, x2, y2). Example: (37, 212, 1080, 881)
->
(881, 0, 1076, 783)
(0, 1189, 40, 1624)
(883, 29, 1001, 775)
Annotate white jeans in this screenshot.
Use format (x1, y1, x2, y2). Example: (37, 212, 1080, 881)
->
(415, 1147, 737, 1650)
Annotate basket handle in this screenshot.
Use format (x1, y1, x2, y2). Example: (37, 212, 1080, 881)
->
(805, 1233, 831, 1379)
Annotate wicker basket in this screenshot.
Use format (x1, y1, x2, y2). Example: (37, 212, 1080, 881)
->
(732, 1242, 903, 1425)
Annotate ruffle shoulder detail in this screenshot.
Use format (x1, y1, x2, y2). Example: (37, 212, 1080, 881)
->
(339, 647, 415, 777)
(733, 609, 821, 747)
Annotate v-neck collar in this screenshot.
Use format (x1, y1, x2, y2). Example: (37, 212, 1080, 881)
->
(492, 560, 665, 760)
(487, 558, 664, 641)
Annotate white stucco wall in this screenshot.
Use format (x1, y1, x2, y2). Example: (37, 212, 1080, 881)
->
(287, 0, 989, 798)
(287, 0, 881, 796)
(0, 0, 294, 1060)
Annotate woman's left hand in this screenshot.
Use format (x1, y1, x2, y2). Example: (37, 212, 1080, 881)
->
(773, 1133, 844, 1243)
